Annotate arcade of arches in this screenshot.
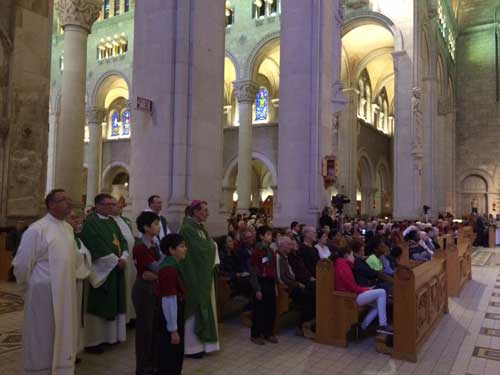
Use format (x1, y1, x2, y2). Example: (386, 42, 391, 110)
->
(1, 0, 500, 229)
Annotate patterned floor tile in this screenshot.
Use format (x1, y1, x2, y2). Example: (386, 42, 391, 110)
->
(473, 346, 500, 362)
(0, 291, 23, 315)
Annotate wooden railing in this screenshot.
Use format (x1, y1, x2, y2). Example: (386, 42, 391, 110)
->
(0, 233, 11, 282)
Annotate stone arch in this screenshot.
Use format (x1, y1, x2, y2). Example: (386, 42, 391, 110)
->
(102, 161, 130, 193)
(343, 11, 404, 53)
(90, 70, 131, 108)
(225, 50, 240, 81)
(244, 32, 280, 80)
(458, 169, 493, 216)
(222, 151, 278, 188)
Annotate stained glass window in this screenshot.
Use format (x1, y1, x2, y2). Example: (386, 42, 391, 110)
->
(114, 0, 120, 15)
(111, 111, 120, 137)
(255, 88, 268, 122)
(122, 111, 130, 136)
(104, 0, 110, 19)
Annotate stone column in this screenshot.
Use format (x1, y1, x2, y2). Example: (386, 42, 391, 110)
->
(337, 88, 359, 217)
(46, 109, 59, 193)
(131, 0, 226, 234)
(85, 106, 106, 207)
(274, 0, 338, 226)
(54, 0, 102, 206)
(233, 80, 258, 214)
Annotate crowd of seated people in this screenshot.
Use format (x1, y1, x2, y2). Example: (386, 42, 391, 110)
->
(217, 209, 472, 344)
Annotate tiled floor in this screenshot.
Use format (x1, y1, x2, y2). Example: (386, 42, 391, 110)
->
(2, 250, 500, 375)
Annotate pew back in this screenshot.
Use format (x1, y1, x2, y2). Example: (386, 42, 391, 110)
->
(0, 233, 11, 282)
(393, 258, 448, 362)
(316, 259, 360, 347)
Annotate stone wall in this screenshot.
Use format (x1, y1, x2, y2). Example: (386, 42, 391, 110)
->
(455, 0, 500, 216)
(0, 1, 52, 224)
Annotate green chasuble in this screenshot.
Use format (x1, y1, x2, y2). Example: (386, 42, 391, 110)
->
(178, 216, 217, 343)
(80, 213, 128, 320)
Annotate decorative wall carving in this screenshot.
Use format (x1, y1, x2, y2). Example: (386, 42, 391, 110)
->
(55, 0, 103, 31)
(411, 87, 424, 173)
(233, 80, 259, 104)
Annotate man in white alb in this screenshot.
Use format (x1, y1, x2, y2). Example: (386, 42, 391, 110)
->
(13, 189, 87, 375)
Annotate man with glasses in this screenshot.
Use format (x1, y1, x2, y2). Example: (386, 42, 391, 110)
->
(13, 189, 87, 374)
(80, 193, 129, 353)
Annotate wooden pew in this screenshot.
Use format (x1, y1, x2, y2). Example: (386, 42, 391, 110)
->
(392, 258, 448, 362)
(215, 274, 232, 323)
(0, 233, 12, 282)
(489, 225, 497, 248)
(399, 241, 421, 268)
(316, 259, 361, 347)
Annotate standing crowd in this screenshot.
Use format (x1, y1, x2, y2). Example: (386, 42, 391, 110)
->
(10, 191, 474, 375)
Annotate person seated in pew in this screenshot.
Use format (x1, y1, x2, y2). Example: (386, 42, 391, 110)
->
(351, 238, 393, 295)
(314, 230, 331, 260)
(300, 226, 320, 278)
(406, 230, 432, 261)
(288, 236, 316, 288)
(334, 247, 393, 335)
(276, 236, 315, 335)
(365, 236, 389, 272)
(381, 246, 402, 276)
(217, 235, 252, 298)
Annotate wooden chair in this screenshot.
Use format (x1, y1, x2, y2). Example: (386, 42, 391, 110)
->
(488, 225, 496, 248)
(316, 259, 361, 347)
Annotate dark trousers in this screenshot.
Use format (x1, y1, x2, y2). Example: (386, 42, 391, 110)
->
(290, 286, 315, 325)
(251, 277, 277, 338)
(132, 279, 159, 375)
(158, 299, 184, 375)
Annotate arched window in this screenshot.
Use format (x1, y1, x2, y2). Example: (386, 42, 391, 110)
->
(124, 0, 130, 12)
(255, 87, 269, 123)
(114, 0, 120, 15)
(122, 110, 131, 136)
(103, 0, 110, 19)
(110, 111, 120, 138)
(357, 70, 372, 123)
(374, 88, 389, 133)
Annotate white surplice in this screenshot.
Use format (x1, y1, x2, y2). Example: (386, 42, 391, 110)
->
(112, 215, 137, 322)
(184, 242, 221, 355)
(75, 240, 92, 353)
(13, 214, 85, 375)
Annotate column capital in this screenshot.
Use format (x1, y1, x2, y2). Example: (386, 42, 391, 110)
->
(232, 80, 259, 103)
(123, 100, 132, 110)
(86, 106, 106, 124)
(55, 0, 103, 32)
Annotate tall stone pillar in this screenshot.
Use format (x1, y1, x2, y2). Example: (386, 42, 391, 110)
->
(275, 0, 338, 227)
(0, 1, 53, 224)
(46, 109, 59, 194)
(337, 88, 359, 217)
(85, 106, 106, 207)
(54, 0, 102, 206)
(392, 50, 419, 220)
(233, 80, 258, 213)
(131, 0, 226, 234)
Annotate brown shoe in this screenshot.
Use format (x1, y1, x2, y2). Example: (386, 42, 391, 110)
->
(265, 335, 279, 344)
(251, 337, 265, 345)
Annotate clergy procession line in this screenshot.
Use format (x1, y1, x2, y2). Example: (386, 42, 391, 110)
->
(11, 189, 479, 374)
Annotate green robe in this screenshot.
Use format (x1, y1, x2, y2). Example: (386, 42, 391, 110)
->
(178, 216, 217, 343)
(80, 213, 128, 320)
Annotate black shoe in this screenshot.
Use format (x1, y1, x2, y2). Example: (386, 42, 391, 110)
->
(376, 325, 394, 335)
(84, 345, 104, 354)
(185, 352, 205, 359)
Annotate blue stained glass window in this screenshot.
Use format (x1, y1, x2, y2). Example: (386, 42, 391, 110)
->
(122, 110, 130, 136)
(255, 88, 269, 122)
(104, 0, 110, 19)
(111, 112, 120, 137)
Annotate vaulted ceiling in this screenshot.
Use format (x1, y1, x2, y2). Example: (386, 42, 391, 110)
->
(454, 0, 499, 30)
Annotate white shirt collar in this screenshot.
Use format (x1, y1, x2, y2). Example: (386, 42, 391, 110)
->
(96, 213, 110, 220)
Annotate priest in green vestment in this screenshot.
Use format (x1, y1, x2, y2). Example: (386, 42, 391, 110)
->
(80, 193, 129, 352)
(178, 200, 220, 357)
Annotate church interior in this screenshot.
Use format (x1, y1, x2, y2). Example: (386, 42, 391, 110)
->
(2, 0, 500, 374)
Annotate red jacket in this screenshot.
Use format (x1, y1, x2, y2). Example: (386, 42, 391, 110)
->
(334, 258, 369, 295)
